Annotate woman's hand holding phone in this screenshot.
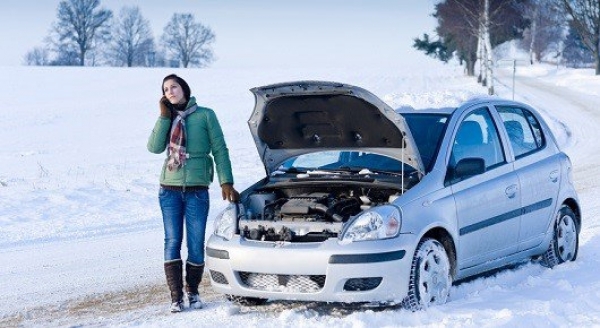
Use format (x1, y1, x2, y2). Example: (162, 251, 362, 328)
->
(159, 96, 171, 119)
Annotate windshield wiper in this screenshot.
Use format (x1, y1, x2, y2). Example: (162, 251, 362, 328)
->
(271, 166, 307, 176)
(336, 166, 363, 173)
(367, 169, 404, 177)
(335, 166, 404, 177)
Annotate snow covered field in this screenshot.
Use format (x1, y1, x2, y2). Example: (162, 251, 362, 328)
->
(1, 59, 600, 327)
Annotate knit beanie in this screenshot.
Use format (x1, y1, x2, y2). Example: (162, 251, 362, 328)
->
(162, 74, 191, 102)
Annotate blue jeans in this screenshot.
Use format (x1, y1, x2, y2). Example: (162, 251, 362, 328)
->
(159, 188, 210, 265)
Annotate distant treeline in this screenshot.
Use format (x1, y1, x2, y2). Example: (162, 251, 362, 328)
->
(24, 0, 214, 68)
(413, 0, 600, 80)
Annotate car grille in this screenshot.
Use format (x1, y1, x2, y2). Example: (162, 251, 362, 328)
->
(237, 271, 326, 293)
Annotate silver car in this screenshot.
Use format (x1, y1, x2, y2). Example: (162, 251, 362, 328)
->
(206, 81, 581, 310)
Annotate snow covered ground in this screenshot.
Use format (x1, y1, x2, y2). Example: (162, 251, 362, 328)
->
(1, 58, 600, 327)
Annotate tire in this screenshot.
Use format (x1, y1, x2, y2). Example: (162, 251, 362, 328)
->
(543, 205, 579, 268)
(226, 295, 268, 306)
(404, 238, 452, 311)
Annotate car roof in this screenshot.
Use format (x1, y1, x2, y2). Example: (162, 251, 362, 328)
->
(395, 96, 531, 116)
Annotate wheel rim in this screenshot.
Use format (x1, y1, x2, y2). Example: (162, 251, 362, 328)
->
(556, 214, 577, 262)
(417, 241, 451, 306)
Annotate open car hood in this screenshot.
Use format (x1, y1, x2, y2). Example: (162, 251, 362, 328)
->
(248, 81, 424, 176)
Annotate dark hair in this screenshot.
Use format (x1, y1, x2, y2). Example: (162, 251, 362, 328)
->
(162, 74, 191, 101)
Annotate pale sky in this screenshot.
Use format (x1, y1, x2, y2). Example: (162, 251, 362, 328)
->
(0, 0, 438, 69)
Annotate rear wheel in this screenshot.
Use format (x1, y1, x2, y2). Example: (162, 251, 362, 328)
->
(543, 205, 579, 268)
(404, 238, 452, 311)
(226, 295, 268, 306)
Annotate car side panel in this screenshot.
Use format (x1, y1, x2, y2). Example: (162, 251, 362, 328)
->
(451, 164, 521, 269)
(515, 151, 561, 251)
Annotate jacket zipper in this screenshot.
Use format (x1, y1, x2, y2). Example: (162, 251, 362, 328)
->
(182, 161, 187, 192)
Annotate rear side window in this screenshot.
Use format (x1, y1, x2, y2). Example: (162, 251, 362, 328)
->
(497, 106, 545, 158)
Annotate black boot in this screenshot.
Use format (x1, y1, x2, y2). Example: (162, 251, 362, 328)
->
(164, 260, 184, 312)
(185, 262, 205, 309)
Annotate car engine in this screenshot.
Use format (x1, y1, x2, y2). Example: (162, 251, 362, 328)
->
(238, 186, 401, 242)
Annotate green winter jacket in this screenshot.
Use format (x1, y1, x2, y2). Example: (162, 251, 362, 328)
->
(147, 97, 234, 188)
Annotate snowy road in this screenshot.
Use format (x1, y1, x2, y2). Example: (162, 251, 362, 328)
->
(0, 229, 162, 315)
(2, 65, 600, 327)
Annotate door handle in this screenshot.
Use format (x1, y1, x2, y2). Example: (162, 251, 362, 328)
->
(549, 170, 559, 183)
(505, 184, 518, 199)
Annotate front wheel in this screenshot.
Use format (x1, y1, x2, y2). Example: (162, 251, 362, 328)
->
(403, 238, 452, 311)
(543, 205, 579, 268)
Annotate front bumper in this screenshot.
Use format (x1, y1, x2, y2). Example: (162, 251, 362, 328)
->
(205, 233, 417, 303)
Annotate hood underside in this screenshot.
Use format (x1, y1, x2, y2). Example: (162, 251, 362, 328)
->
(248, 81, 424, 175)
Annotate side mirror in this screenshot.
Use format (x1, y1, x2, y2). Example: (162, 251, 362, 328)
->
(454, 157, 485, 180)
(446, 157, 485, 185)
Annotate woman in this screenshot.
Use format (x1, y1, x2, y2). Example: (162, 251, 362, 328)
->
(147, 74, 239, 312)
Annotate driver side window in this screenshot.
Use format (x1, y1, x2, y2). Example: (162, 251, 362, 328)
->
(448, 108, 505, 183)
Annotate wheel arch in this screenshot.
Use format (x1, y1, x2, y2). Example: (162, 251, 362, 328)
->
(422, 227, 457, 278)
(562, 198, 581, 232)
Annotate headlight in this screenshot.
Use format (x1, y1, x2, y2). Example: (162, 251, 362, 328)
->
(213, 203, 238, 240)
(340, 205, 401, 243)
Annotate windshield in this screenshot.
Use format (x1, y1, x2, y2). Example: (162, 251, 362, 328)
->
(403, 113, 449, 170)
(277, 150, 412, 174)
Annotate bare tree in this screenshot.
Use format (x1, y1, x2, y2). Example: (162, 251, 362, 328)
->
(482, 0, 495, 95)
(563, 21, 596, 66)
(561, 0, 600, 74)
(24, 47, 49, 66)
(428, 1, 479, 76)
(519, 0, 566, 64)
(109, 6, 155, 67)
(49, 0, 112, 66)
(419, 0, 527, 82)
(161, 13, 215, 68)
(51, 47, 80, 66)
(438, 0, 521, 94)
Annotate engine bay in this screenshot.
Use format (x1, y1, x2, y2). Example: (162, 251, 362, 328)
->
(238, 185, 402, 242)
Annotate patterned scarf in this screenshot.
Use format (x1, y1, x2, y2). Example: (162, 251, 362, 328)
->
(167, 104, 197, 171)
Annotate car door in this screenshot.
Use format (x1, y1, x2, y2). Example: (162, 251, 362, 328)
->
(496, 106, 560, 250)
(449, 107, 521, 270)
